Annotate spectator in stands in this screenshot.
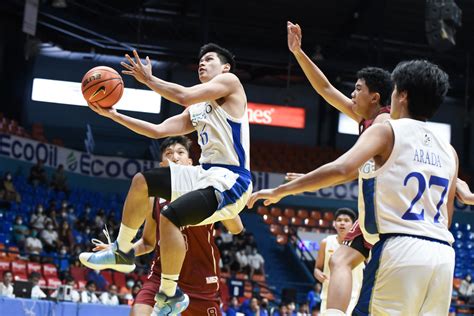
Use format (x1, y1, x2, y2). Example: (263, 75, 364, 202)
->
(79, 204, 94, 227)
(29, 271, 47, 299)
(297, 302, 311, 316)
(13, 215, 29, 248)
(119, 276, 135, 300)
(30, 204, 47, 230)
(0, 172, 21, 203)
(236, 248, 249, 273)
(273, 303, 289, 316)
(226, 296, 240, 316)
(24, 228, 43, 262)
(58, 221, 75, 249)
(86, 269, 108, 291)
(40, 223, 59, 253)
(44, 208, 60, 229)
(50, 275, 80, 302)
(59, 200, 69, 215)
(0, 270, 14, 298)
(81, 280, 99, 303)
(94, 208, 106, 229)
(50, 164, 68, 193)
(66, 205, 78, 224)
(100, 284, 120, 305)
(286, 301, 297, 316)
(261, 298, 271, 316)
(54, 245, 70, 277)
(28, 160, 48, 186)
(131, 283, 141, 299)
(249, 297, 262, 315)
(248, 247, 265, 278)
(220, 249, 235, 273)
(459, 274, 474, 303)
(307, 283, 322, 312)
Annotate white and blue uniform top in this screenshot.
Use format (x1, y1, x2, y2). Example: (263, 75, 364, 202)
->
(358, 119, 456, 245)
(189, 101, 250, 171)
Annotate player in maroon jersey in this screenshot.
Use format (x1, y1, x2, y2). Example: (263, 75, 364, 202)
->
(286, 21, 392, 315)
(93, 136, 243, 316)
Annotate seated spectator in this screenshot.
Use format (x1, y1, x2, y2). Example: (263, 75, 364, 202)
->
(459, 274, 474, 303)
(50, 164, 68, 193)
(307, 283, 322, 312)
(99, 284, 120, 305)
(248, 247, 265, 278)
(0, 271, 14, 298)
(50, 275, 80, 302)
(81, 280, 99, 303)
(28, 160, 47, 186)
(261, 298, 271, 316)
(119, 276, 135, 300)
(24, 228, 43, 261)
(0, 172, 21, 203)
(226, 296, 240, 316)
(13, 215, 29, 248)
(29, 271, 47, 299)
(44, 209, 59, 229)
(236, 248, 249, 273)
(86, 269, 108, 292)
(58, 221, 75, 249)
(297, 302, 310, 316)
(66, 205, 78, 225)
(40, 223, 59, 253)
(273, 304, 289, 316)
(54, 245, 70, 277)
(30, 204, 47, 230)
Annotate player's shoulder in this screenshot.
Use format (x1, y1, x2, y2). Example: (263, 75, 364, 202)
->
(213, 72, 240, 84)
(373, 112, 391, 124)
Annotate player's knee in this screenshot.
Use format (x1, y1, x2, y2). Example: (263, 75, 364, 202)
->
(131, 173, 148, 193)
(329, 250, 349, 271)
(130, 304, 153, 316)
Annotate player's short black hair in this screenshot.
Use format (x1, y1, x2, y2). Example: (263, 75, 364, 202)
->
(198, 43, 236, 72)
(159, 136, 192, 160)
(3, 270, 12, 277)
(356, 67, 393, 105)
(335, 207, 357, 223)
(391, 60, 449, 119)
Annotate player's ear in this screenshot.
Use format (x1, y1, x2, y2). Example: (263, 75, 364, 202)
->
(223, 63, 231, 73)
(372, 92, 381, 104)
(159, 161, 166, 167)
(188, 158, 193, 165)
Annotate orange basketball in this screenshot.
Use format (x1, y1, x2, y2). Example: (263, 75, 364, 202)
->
(81, 66, 124, 108)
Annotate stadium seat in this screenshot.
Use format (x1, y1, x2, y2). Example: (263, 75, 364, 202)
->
(296, 209, 309, 219)
(42, 263, 58, 278)
(251, 274, 266, 282)
(101, 270, 114, 285)
(269, 224, 282, 235)
(323, 211, 335, 221)
(270, 207, 282, 217)
(6, 246, 20, 261)
(291, 217, 302, 226)
(283, 208, 295, 218)
(310, 210, 322, 220)
(304, 218, 318, 228)
(113, 272, 127, 288)
(47, 277, 62, 288)
(26, 262, 42, 275)
(263, 215, 276, 225)
(277, 216, 289, 225)
(70, 266, 86, 281)
(0, 260, 10, 274)
(276, 234, 288, 245)
(14, 273, 28, 281)
(257, 206, 269, 216)
(11, 260, 27, 276)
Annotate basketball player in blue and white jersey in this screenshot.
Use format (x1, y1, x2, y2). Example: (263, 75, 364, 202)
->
(248, 59, 457, 315)
(80, 44, 251, 315)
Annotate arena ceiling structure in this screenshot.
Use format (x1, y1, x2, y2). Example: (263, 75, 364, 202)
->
(2, 0, 474, 97)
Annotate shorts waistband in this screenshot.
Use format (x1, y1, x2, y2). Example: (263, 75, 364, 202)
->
(379, 233, 451, 246)
(202, 163, 251, 178)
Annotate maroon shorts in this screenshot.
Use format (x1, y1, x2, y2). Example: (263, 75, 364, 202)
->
(134, 273, 222, 316)
(343, 220, 372, 258)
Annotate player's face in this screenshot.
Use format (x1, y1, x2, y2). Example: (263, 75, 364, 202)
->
(333, 214, 353, 237)
(390, 85, 407, 119)
(159, 143, 192, 167)
(351, 79, 377, 119)
(198, 52, 229, 82)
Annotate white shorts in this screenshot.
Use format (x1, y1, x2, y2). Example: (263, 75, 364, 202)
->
(169, 163, 252, 226)
(353, 235, 454, 316)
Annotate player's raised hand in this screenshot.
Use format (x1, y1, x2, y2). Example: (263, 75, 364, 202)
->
(121, 50, 153, 85)
(87, 102, 117, 118)
(247, 188, 283, 209)
(285, 172, 305, 182)
(287, 21, 302, 54)
(456, 178, 474, 205)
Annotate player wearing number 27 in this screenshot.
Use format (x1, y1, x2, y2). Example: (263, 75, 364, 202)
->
(248, 60, 457, 315)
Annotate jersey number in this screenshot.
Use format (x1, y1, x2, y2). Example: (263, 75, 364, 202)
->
(402, 172, 449, 223)
(200, 124, 209, 145)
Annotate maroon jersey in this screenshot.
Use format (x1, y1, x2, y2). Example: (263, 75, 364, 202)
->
(358, 106, 391, 135)
(147, 198, 221, 301)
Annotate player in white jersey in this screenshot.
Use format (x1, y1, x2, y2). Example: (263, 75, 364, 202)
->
(80, 44, 251, 315)
(248, 59, 457, 315)
(314, 208, 363, 315)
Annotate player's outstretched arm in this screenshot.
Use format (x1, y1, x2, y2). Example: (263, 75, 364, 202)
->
(121, 50, 239, 107)
(247, 123, 393, 208)
(314, 239, 329, 283)
(287, 21, 359, 122)
(456, 178, 474, 205)
(89, 102, 194, 139)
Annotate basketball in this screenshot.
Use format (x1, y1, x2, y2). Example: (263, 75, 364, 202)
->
(81, 66, 124, 108)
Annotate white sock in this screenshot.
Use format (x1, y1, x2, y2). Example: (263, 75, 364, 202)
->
(116, 223, 138, 253)
(323, 309, 346, 316)
(159, 273, 179, 297)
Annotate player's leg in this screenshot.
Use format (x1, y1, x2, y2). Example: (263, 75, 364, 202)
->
(181, 298, 222, 316)
(131, 304, 153, 316)
(418, 243, 455, 315)
(326, 243, 365, 313)
(131, 274, 160, 316)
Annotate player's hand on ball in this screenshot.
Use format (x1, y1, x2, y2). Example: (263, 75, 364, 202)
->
(287, 21, 302, 54)
(121, 50, 153, 85)
(285, 172, 304, 182)
(247, 188, 283, 209)
(88, 102, 117, 118)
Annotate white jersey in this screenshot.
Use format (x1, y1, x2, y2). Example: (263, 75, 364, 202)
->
(188, 101, 250, 170)
(358, 119, 456, 245)
(321, 235, 364, 305)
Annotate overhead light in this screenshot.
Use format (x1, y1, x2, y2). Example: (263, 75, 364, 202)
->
(52, 0, 67, 8)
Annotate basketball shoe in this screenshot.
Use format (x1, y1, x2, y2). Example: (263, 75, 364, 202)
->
(152, 287, 190, 316)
